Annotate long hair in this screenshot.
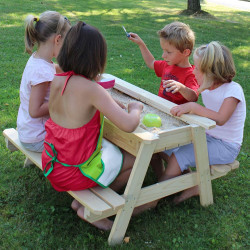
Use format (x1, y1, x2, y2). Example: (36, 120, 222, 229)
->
(195, 41, 236, 92)
(24, 11, 70, 54)
(57, 21, 107, 80)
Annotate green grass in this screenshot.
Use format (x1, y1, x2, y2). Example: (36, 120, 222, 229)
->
(0, 0, 249, 248)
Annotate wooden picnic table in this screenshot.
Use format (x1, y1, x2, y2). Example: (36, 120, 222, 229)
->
(101, 73, 216, 245)
(4, 73, 239, 246)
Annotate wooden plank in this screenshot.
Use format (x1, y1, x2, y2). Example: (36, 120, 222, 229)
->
(68, 190, 112, 215)
(210, 160, 239, 180)
(5, 136, 18, 152)
(3, 128, 42, 170)
(102, 73, 216, 130)
(108, 140, 157, 246)
(23, 157, 34, 168)
(90, 186, 125, 210)
(191, 125, 213, 206)
(135, 173, 198, 207)
(103, 119, 141, 156)
(3, 128, 115, 216)
(83, 205, 118, 223)
(103, 119, 159, 156)
(155, 126, 192, 152)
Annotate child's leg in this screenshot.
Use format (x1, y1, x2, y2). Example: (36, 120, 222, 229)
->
(77, 205, 113, 231)
(73, 149, 135, 230)
(20, 140, 44, 152)
(133, 153, 182, 215)
(159, 153, 182, 181)
(109, 149, 135, 192)
(150, 153, 165, 180)
(173, 135, 241, 204)
(72, 199, 113, 230)
(173, 186, 199, 205)
(71, 199, 82, 211)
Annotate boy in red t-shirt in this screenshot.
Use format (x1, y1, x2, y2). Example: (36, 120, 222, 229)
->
(129, 21, 199, 104)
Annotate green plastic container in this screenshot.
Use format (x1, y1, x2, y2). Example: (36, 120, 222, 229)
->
(142, 113, 162, 128)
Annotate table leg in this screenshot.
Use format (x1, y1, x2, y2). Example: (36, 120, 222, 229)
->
(108, 141, 157, 245)
(191, 125, 213, 206)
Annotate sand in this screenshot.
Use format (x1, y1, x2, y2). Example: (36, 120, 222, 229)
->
(108, 89, 187, 133)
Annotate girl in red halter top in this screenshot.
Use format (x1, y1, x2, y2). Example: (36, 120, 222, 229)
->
(42, 22, 143, 230)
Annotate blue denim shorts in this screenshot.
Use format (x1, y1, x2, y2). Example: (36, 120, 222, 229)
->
(21, 140, 44, 153)
(165, 134, 241, 172)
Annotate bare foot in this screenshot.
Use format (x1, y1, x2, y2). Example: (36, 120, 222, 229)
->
(173, 186, 199, 205)
(77, 206, 113, 231)
(71, 199, 82, 212)
(132, 200, 158, 216)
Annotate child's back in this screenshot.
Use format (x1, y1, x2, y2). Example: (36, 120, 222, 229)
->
(42, 22, 143, 191)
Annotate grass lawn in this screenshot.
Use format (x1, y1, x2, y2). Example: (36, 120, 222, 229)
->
(0, 0, 249, 248)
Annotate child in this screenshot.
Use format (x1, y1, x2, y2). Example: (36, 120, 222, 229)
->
(17, 11, 71, 152)
(129, 21, 199, 104)
(41, 22, 143, 230)
(162, 41, 246, 204)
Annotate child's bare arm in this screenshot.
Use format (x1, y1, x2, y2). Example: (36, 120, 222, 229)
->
(91, 84, 143, 132)
(29, 82, 50, 118)
(163, 80, 198, 102)
(129, 33, 155, 69)
(170, 97, 239, 125)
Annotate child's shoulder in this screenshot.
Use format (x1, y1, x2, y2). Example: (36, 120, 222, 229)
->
(26, 54, 54, 71)
(221, 81, 243, 92)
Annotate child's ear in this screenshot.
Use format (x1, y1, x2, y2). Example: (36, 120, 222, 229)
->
(55, 34, 62, 45)
(183, 49, 191, 57)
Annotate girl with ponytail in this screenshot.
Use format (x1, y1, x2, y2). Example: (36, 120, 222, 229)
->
(17, 11, 70, 152)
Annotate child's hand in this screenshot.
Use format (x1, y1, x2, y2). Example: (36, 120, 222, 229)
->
(163, 80, 184, 94)
(115, 99, 126, 109)
(128, 33, 144, 46)
(170, 103, 193, 117)
(128, 101, 143, 113)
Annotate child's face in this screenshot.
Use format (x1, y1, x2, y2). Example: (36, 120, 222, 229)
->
(160, 38, 187, 67)
(193, 54, 204, 86)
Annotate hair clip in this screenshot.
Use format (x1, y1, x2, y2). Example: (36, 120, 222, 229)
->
(64, 16, 70, 24)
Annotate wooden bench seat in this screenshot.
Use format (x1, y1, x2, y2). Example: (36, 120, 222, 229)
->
(3, 127, 240, 243)
(210, 160, 239, 180)
(3, 128, 125, 223)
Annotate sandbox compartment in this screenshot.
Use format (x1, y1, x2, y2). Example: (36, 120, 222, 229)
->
(100, 74, 216, 245)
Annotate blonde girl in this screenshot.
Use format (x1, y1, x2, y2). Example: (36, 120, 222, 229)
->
(134, 41, 246, 215)
(17, 11, 70, 152)
(165, 41, 246, 203)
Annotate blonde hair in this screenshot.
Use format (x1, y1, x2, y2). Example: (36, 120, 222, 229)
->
(195, 41, 236, 92)
(24, 11, 70, 54)
(158, 21, 195, 53)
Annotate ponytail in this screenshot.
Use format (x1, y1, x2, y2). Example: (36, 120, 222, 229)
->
(24, 15, 39, 54)
(24, 11, 70, 54)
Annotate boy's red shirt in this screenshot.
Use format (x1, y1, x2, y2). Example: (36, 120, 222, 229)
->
(154, 60, 199, 104)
